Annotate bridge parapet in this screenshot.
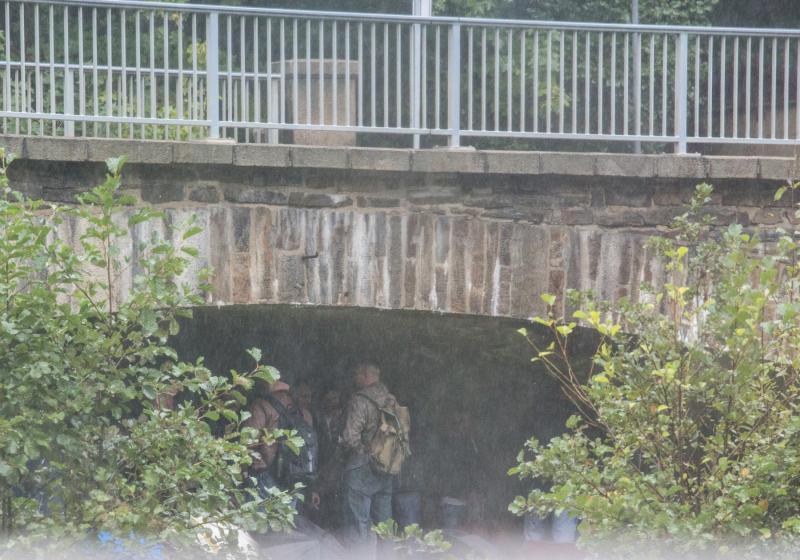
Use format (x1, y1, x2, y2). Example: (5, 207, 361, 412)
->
(4, 135, 795, 319)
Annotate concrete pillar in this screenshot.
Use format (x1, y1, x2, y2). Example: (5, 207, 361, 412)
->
(274, 59, 360, 146)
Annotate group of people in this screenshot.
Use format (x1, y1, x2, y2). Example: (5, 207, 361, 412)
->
(243, 362, 403, 554)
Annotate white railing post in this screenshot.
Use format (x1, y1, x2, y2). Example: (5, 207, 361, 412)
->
(412, 0, 431, 149)
(206, 11, 220, 139)
(447, 22, 461, 148)
(64, 68, 74, 137)
(675, 32, 689, 154)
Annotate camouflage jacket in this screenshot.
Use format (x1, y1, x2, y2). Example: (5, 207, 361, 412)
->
(341, 382, 393, 470)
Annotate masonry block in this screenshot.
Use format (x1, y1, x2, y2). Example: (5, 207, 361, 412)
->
(540, 152, 595, 176)
(173, 142, 233, 165)
(234, 144, 291, 167)
(291, 145, 349, 168)
(224, 186, 289, 205)
(350, 148, 411, 172)
(412, 150, 485, 174)
(595, 154, 657, 177)
(25, 137, 88, 161)
(484, 151, 540, 174)
(88, 139, 173, 164)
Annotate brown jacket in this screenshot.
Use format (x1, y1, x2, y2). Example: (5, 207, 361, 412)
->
(341, 382, 394, 470)
(244, 395, 314, 471)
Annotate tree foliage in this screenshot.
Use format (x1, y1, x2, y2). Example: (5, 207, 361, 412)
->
(0, 151, 295, 555)
(512, 183, 800, 556)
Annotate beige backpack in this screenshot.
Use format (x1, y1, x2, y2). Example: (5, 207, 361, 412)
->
(357, 392, 411, 476)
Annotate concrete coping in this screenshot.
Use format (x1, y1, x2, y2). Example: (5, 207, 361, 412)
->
(2, 134, 797, 182)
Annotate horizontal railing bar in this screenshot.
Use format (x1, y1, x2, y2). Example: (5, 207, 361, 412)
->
(0, 60, 281, 80)
(15, 0, 800, 38)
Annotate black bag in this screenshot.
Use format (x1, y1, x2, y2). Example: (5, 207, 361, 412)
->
(265, 396, 319, 487)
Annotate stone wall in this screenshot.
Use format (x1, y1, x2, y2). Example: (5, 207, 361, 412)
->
(4, 136, 797, 319)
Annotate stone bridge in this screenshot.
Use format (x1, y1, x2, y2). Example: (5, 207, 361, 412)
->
(4, 135, 798, 320)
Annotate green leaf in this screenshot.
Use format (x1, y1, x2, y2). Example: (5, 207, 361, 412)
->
(775, 186, 788, 201)
(247, 347, 262, 364)
(540, 293, 557, 306)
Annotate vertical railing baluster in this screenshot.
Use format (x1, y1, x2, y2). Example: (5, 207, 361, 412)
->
(661, 34, 667, 136)
(771, 37, 777, 139)
(494, 28, 499, 131)
(572, 31, 578, 134)
(585, 33, 590, 134)
(784, 38, 789, 139)
(746, 37, 752, 139)
(207, 12, 220, 138)
(396, 23, 402, 128)
(508, 28, 513, 132)
(675, 32, 688, 153)
(558, 30, 564, 134)
(623, 33, 629, 136)
(64, 5, 74, 137)
(35, 4, 42, 135)
(320, 20, 326, 127)
(546, 30, 551, 133)
(733, 37, 738, 139)
(610, 33, 616, 135)
(467, 27, 474, 131)
(520, 30, 526, 132)
(447, 22, 461, 147)
(597, 32, 603, 135)
(533, 30, 538, 133)
(758, 37, 764, 139)
(720, 36, 726, 138)
(481, 28, 487, 132)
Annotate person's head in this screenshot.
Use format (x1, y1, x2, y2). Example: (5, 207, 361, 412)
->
(321, 389, 341, 414)
(292, 381, 313, 411)
(353, 363, 381, 389)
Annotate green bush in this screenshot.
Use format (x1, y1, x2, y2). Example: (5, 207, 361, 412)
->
(512, 183, 800, 557)
(0, 151, 294, 554)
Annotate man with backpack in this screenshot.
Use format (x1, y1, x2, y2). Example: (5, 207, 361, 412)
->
(341, 363, 410, 554)
(244, 379, 320, 511)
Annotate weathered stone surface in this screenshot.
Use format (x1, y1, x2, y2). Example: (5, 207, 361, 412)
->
(88, 139, 173, 164)
(595, 154, 658, 177)
(707, 157, 759, 179)
(173, 142, 234, 165)
(484, 151, 540, 175)
(412, 150, 485, 174)
(189, 186, 220, 203)
(604, 184, 653, 207)
(482, 207, 546, 223)
(595, 210, 646, 227)
(141, 184, 184, 204)
(759, 157, 795, 181)
(753, 208, 784, 225)
(224, 186, 289, 205)
(540, 153, 595, 176)
(291, 146, 349, 168)
(559, 207, 594, 225)
(350, 148, 411, 172)
(656, 155, 706, 178)
(26, 137, 88, 161)
(234, 145, 291, 167)
(277, 255, 306, 303)
(357, 196, 402, 208)
(289, 192, 353, 208)
(0, 135, 25, 159)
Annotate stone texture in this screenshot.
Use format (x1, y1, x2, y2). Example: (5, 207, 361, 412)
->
(357, 196, 402, 208)
(88, 139, 173, 164)
(25, 137, 89, 161)
(484, 151, 540, 175)
(234, 145, 291, 167)
(412, 150, 485, 174)
(189, 186, 220, 204)
(707, 157, 759, 179)
(759, 157, 796, 181)
(604, 184, 653, 207)
(656, 155, 706, 178)
(350, 148, 411, 172)
(289, 192, 352, 208)
(141, 184, 184, 204)
(291, 146, 349, 168)
(540, 152, 595, 176)
(173, 142, 234, 165)
(595, 154, 658, 177)
(224, 186, 289, 205)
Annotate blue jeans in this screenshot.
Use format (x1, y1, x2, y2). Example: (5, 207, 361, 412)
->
(524, 511, 579, 543)
(343, 463, 393, 546)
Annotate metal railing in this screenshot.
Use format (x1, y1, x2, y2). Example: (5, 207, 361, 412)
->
(1, 0, 800, 152)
